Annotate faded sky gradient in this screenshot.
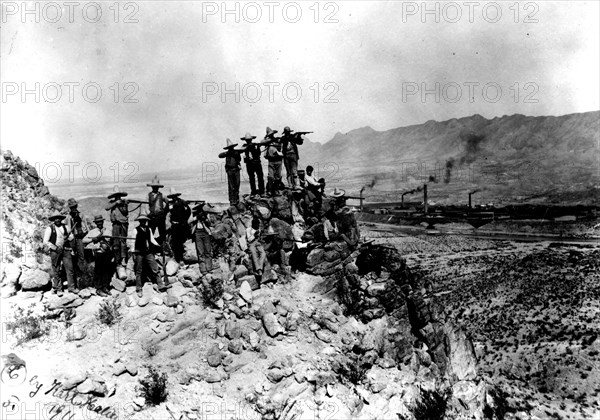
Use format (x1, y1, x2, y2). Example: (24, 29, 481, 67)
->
(1, 1, 598, 179)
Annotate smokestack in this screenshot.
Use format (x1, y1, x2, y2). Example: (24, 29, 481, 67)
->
(359, 187, 364, 211)
(423, 184, 428, 214)
(468, 189, 480, 209)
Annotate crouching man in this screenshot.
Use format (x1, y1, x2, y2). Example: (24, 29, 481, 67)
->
(82, 215, 114, 297)
(134, 214, 169, 298)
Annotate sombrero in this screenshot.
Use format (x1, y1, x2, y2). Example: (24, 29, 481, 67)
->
(67, 198, 78, 208)
(240, 132, 257, 141)
(107, 186, 128, 199)
(136, 213, 150, 222)
(223, 138, 238, 149)
(330, 187, 346, 198)
(167, 187, 181, 198)
(92, 215, 105, 223)
(265, 127, 278, 137)
(283, 126, 294, 133)
(48, 212, 66, 221)
(147, 175, 164, 188)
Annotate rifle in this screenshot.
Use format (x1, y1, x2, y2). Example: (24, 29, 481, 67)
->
(294, 131, 313, 136)
(128, 199, 149, 204)
(98, 235, 137, 240)
(186, 199, 207, 204)
(344, 196, 363, 200)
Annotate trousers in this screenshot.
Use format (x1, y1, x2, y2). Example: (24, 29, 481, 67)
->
(194, 230, 213, 274)
(227, 169, 240, 205)
(284, 157, 298, 188)
(135, 253, 165, 291)
(246, 160, 265, 195)
(112, 222, 129, 261)
(50, 248, 75, 291)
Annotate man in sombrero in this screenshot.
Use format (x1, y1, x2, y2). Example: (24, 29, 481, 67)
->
(43, 212, 76, 296)
(106, 186, 129, 267)
(147, 175, 168, 244)
(262, 127, 284, 197)
(166, 187, 191, 264)
(218, 138, 242, 206)
(133, 213, 168, 297)
(239, 132, 265, 197)
(82, 215, 114, 297)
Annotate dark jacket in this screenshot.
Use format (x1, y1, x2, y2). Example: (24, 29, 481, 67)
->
(135, 226, 158, 254)
(169, 198, 191, 224)
(148, 191, 167, 217)
(243, 143, 262, 163)
(281, 133, 303, 160)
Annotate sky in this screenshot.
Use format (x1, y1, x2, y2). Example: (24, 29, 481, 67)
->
(1, 1, 598, 181)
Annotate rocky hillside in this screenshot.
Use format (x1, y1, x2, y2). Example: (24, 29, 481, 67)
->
(1, 150, 68, 298)
(301, 111, 600, 204)
(1, 150, 503, 419)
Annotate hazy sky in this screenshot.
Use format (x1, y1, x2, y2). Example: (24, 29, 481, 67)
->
(1, 1, 598, 180)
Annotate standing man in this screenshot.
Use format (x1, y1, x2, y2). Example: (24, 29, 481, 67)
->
(82, 215, 114, 297)
(281, 126, 303, 188)
(167, 188, 191, 264)
(262, 127, 284, 197)
(43, 212, 76, 296)
(190, 202, 213, 275)
(134, 214, 168, 298)
(240, 132, 265, 197)
(64, 198, 88, 281)
(218, 138, 242, 206)
(147, 175, 167, 244)
(106, 187, 129, 267)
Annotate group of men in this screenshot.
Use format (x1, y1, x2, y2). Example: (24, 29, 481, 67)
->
(219, 126, 313, 205)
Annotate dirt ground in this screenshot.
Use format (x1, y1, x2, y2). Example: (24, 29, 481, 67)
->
(362, 225, 600, 419)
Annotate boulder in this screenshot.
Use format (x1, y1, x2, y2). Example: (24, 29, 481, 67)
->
(76, 378, 108, 396)
(262, 313, 284, 337)
(225, 320, 242, 340)
(2, 263, 21, 286)
(239, 281, 253, 304)
(62, 372, 87, 390)
(165, 260, 179, 276)
(116, 266, 127, 281)
(67, 325, 87, 341)
(445, 325, 478, 381)
(111, 278, 126, 292)
(233, 265, 249, 280)
(306, 249, 325, 268)
(228, 339, 243, 355)
(19, 269, 50, 290)
(163, 295, 179, 307)
(206, 344, 222, 367)
(236, 275, 259, 290)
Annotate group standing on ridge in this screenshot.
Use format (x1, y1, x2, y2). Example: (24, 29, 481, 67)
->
(43, 126, 360, 299)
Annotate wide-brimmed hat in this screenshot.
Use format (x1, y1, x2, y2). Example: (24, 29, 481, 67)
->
(136, 214, 150, 222)
(48, 212, 66, 221)
(240, 132, 256, 141)
(167, 187, 181, 198)
(192, 202, 206, 213)
(330, 187, 346, 198)
(283, 126, 293, 133)
(147, 175, 164, 188)
(107, 186, 128, 199)
(264, 226, 276, 236)
(223, 138, 238, 149)
(92, 215, 105, 223)
(265, 127, 278, 137)
(67, 198, 78, 208)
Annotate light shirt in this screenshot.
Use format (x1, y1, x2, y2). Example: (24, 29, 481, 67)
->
(305, 174, 320, 187)
(43, 224, 73, 250)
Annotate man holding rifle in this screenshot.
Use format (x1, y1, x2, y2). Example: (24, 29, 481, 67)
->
(146, 175, 167, 243)
(134, 213, 169, 298)
(239, 132, 265, 197)
(281, 126, 312, 188)
(106, 187, 130, 267)
(262, 127, 284, 197)
(218, 138, 243, 206)
(167, 187, 191, 264)
(83, 215, 114, 297)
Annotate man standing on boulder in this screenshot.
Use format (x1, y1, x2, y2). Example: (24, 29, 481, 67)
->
(281, 126, 304, 188)
(262, 127, 284, 197)
(43, 212, 76, 296)
(167, 188, 191, 264)
(147, 175, 167, 244)
(64, 198, 88, 282)
(134, 214, 169, 298)
(106, 187, 129, 267)
(82, 215, 113, 297)
(240, 132, 265, 197)
(218, 138, 242, 206)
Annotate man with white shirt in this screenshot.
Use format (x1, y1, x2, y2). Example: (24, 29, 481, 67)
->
(82, 215, 114, 297)
(43, 212, 76, 296)
(246, 216, 266, 281)
(134, 214, 168, 298)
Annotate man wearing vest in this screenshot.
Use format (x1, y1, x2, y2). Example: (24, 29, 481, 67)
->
(106, 187, 129, 267)
(43, 212, 76, 296)
(64, 198, 89, 282)
(239, 132, 265, 196)
(134, 214, 168, 298)
(82, 215, 114, 297)
(167, 188, 191, 264)
(218, 138, 242, 206)
(190, 203, 213, 275)
(262, 127, 284, 197)
(281, 126, 303, 188)
(147, 175, 167, 244)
